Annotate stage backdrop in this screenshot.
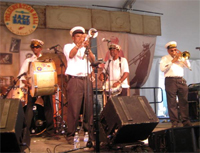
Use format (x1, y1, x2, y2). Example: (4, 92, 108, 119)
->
(96, 31, 156, 88)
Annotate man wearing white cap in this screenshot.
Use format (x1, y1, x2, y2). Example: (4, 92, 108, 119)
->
(18, 39, 55, 137)
(99, 43, 129, 97)
(63, 26, 95, 145)
(160, 41, 192, 128)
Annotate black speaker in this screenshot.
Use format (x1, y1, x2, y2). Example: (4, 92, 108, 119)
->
(0, 98, 30, 152)
(148, 126, 200, 152)
(100, 96, 159, 144)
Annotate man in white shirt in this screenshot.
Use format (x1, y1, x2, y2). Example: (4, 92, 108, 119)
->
(63, 26, 95, 145)
(160, 41, 192, 128)
(18, 39, 54, 136)
(99, 43, 129, 97)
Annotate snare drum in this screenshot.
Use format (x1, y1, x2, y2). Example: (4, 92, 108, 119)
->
(103, 81, 122, 96)
(29, 60, 58, 97)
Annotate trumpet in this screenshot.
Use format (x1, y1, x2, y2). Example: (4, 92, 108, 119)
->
(84, 28, 98, 42)
(176, 49, 192, 70)
(176, 49, 190, 60)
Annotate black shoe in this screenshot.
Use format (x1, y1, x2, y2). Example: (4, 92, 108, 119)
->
(183, 120, 192, 127)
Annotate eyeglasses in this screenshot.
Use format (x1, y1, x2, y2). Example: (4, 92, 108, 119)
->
(30, 45, 41, 49)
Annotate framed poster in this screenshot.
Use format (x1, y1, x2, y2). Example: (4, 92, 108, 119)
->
(10, 37, 21, 53)
(0, 53, 12, 64)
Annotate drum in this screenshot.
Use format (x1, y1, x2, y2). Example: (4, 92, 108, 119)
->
(29, 60, 58, 97)
(6, 86, 27, 106)
(103, 81, 122, 96)
(23, 104, 46, 135)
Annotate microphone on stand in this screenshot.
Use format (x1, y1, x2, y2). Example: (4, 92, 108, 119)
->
(17, 72, 27, 79)
(102, 38, 111, 43)
(47, 44, 60, 50)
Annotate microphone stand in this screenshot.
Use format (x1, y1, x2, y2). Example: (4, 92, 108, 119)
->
(3, 76, 21, 99)
(93, 63, 100, 152)
(53, 47, 66, 134)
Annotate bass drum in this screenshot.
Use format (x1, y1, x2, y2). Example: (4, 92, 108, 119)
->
(29, 60, 58, 97)
(23, 103, 46, 135)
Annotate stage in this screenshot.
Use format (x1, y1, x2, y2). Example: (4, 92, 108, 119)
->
(23, 120, 200, 153)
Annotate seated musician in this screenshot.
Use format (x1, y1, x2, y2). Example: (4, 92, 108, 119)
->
(99, 43, 129, 96)
(18, 39, 55, 137)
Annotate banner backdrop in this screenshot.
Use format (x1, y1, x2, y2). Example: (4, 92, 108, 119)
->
(128, 34, 156, 87)
(96, 31, 156, 88)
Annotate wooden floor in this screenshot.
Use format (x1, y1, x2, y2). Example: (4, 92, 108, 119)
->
(21, 120, 200, 153)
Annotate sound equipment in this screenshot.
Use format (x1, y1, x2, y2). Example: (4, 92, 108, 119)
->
(148, 126, 200, 152)
(99, 96, 159, 144)
(0, 98, 30, 152)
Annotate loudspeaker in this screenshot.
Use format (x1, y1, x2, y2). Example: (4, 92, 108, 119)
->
(0, 98, 30, 152)
(148, 126, 200, 152)
(100, 96, 159, 144)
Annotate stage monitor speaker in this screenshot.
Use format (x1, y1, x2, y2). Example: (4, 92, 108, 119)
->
(148, 126, 200, 152)
(0, 98, 30, 152)
(100, 96, 159, 144)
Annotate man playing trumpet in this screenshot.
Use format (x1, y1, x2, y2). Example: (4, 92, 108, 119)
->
(160, 41, 192, 128)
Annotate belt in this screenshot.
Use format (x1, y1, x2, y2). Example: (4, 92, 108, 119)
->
(68, 75, 87, 80)
(166, 76, 183, 79)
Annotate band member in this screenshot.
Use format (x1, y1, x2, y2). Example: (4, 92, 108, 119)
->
(63, 26, 95, 145)
(18, 39, 55, 136)
(160, 41, 192, 128)
(99, 43, 129, 96)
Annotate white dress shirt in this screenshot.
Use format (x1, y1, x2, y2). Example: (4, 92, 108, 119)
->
(160, 54, 191, 77)
(103, 57, 130, 88)
(63, 43, 93, 76)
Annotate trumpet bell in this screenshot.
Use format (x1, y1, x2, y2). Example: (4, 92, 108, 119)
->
(88, 28, 98, 38)
(182, 51, 190, 59)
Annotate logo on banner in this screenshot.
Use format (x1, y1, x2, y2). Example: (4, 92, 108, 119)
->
(4, 3, 39, 36)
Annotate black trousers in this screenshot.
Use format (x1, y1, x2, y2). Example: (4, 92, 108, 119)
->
(66, 76, 94, 140)
(25, 93, 54, 133)
(165, 77, 190, 123)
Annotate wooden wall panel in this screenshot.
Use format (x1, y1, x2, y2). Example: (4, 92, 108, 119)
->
(110, 11, 130, 32)
(130, 13, 143, 34)
(92, 9, 110, 31)
(33, 6, 46, 28)
(143, 15, 161, 35)
(46, 6, 92, 30)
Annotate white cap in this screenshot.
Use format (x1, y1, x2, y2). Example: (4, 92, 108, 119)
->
(30, 39, 44, 47)
(70, 26, 85, 36)
(165, 41, 177, 49)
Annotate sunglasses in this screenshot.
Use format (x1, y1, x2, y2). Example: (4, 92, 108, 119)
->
(30, 45, 41, 49)
(109, 47, 117, 50)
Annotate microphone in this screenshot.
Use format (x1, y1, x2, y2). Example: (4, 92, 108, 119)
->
(102, 38, 111, 43)
(47, 44, 59, 50)
(17, 72, 27, 79)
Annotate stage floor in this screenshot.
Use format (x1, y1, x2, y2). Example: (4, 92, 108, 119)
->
(23, 121, 200, 153)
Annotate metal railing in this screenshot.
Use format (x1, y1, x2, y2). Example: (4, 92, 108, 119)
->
(130, 87, 163, 116)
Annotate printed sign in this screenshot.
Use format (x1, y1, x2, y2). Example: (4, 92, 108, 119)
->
(4, 3, 39, 36)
